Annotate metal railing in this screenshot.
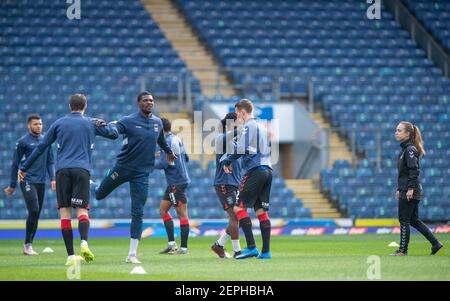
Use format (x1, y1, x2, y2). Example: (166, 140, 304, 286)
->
(139, 70, 187, 104)
(139, 67, 315, 111)
(296, 142, 321, 179)
(384, 0, 450, 78)
(306, 127, 384, 173)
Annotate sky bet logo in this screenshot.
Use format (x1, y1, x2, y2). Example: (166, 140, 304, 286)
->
(228, 105, 273, 120)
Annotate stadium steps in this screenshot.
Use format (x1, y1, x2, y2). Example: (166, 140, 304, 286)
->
(310, 110, 354, 167)
(285, 179, 341, 219)
(142, 0, 237, 98)
(159, 112, 190, 120)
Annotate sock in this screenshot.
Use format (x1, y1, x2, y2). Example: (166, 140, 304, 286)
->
(61, 219, 74, 256)
(180, 217, 189, 249)
(129, 238, 139, 256)
(217, 232, 230, 247)
(162, 213, 175, 242)
(236, 210, 255, 250)
(232, 240, 241, 252)
(78, 214, 90, 242)
(258, 212, 271, 253)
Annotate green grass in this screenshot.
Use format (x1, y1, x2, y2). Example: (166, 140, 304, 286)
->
(0, 234, 449, 280)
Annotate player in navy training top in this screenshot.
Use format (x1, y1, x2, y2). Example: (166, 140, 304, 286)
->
(19, 94, 119, 266)
(155, 118, 191, 255)
(4, 114, 55, 256)
(223, 99, 273, 260)
(211, 112, 243, 258)
(94, 92, 176, 264)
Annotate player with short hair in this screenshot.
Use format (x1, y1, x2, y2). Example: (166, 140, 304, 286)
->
(211, 112, 242, 258)
(95, 92, 176, 263)
(4, 114, 56, 256)
(156, 118, 191, 255)
(18, 94, 119, 266)
(223, 99, 273, 260)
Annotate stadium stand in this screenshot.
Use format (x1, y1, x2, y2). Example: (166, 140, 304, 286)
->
(176, 0, 450, 221)
(403, 0, 450, 53)
(0, 0, 186, 219)
(0, 1, 306, 220)
(1, 0, 448, 221)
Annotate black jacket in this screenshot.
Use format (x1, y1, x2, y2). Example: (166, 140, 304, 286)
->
(397, 139, 422, 200)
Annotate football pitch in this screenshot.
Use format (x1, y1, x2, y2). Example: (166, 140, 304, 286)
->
(0, 234, 449, 281)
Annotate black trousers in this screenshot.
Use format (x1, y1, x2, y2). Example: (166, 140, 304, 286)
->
(398, 198, 438, 252)
(20, 182, 45, 244)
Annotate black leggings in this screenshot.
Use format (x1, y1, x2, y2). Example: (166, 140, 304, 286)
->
(398, 198, 438, 252)
(20, 182, 45, 244)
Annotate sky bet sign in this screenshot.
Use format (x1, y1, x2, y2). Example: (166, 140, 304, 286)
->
(210, 103, 294, 143)
(229, 105, 273, 121)
(229, 104, 277, 142)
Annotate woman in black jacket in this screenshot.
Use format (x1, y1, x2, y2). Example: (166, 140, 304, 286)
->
(392, 121, 443, 256)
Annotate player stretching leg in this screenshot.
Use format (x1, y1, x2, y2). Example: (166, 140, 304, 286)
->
(19, 94, 118, 265)
(95, 92, 175, 264)
(156, 118, 191, 255)
(223, 99, 273, 260)
(211, 112, 242, 258)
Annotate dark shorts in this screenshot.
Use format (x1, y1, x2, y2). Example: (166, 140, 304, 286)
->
(214, 184, 238, 211)
(237, 167, 272, 212)
(56, 168, 90, 209)
(163, 184, 188, 207)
